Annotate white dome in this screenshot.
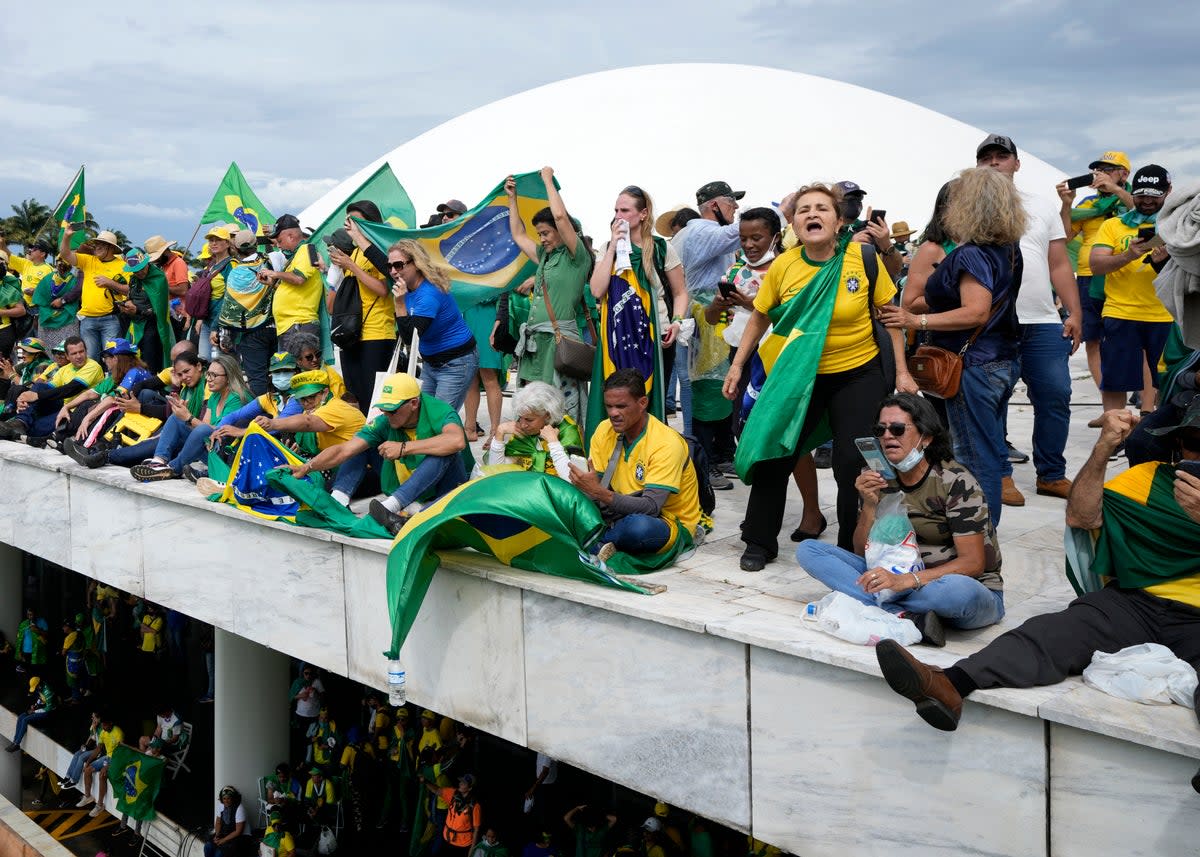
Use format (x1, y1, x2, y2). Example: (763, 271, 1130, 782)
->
(300, 63, 1067, 238)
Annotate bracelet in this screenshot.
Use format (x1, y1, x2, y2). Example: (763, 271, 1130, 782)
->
(399, 441, 407, 458)
(671, 316, 684, 323)
(910, 571, 922, 590)
(920, 314, 928, 330)
(882, 245, 898, 257)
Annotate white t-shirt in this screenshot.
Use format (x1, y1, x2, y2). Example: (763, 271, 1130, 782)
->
(535, 752, 558, 785)
(1015, 190, 1068, 325)
(157, 713, 181, 743)
(213, 801, 250, 836)
(294, 678, 325, 718)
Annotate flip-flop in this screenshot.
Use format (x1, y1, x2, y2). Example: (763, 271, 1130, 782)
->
(789, 513, 828, 542)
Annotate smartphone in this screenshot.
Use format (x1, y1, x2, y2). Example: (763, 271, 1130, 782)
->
(869, 209, 887, 225)
(1065, 173, 1094, 190)
(717, 280, 736, 299)
(1176, 460, 1200, 479)
(1142, 234, 1165, 251)
(1137, 226, 1156, 242)
(569, 454, 590, 471)
(854, 437, 896, 479)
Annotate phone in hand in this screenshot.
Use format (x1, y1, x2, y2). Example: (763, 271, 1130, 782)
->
(569, 454, 590, 471)
(1137, 226, 1156, 242)
(1065, 173, 1094, 191)
(869, 209, 887, 225)
(1176, 459, 1200, 479)
(854, 437, 897, 479)
(717, 280, 736, 299)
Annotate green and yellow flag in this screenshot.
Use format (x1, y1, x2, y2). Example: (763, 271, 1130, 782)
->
(733, 246, 843, 483)
(106, 745, 165, 821)
(309, 163, 417, 261)
(200, 162, 275, 235)
(354, 171, 553, 312)
(51, 166, 88, 250)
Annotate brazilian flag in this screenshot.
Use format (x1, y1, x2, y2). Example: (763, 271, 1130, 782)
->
(107, 746, 164, 821)
(353, 171, 553, 312)
(383, 471, 671, 659)
(200, 161, 275, 235)
(50, 166, 89, 249)
(308, 162, 417, 261)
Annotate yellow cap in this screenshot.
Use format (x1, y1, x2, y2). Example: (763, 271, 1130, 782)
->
(1089, 151, 1131, 172)
(205, 225, 233, 242)
(29, 676, 41, 692)
(373, 373, 421, 412)
(290, 369, 330, 398)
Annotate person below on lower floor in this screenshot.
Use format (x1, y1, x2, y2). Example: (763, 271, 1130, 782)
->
(571, 368, 701, 562)
(6, 676, 56, 752)
(287, 372, 471, 535)
(796, 393, 1005, 646)
(874, 407, 1200, 796)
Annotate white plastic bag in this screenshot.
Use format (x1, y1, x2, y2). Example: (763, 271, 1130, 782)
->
(807, 591, 921, 646)
(1082, 643, 1198, 708)
(317, 825, 339, 854)
(863, 493, 924, 604)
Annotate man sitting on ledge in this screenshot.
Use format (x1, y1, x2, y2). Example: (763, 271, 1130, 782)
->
(288, 372, 470, 535)
(0, 335, 102, 442)
(876, 405, 1200, 791)
(570, 368, 701, 563)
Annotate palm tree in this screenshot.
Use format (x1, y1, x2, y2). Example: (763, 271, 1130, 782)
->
(1, 198, 53, 246)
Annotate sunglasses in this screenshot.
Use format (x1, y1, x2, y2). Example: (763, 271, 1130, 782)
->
(1094, 165, 1121, 174)
(872, 422, 912, 438)
(388, 260, 412, 271)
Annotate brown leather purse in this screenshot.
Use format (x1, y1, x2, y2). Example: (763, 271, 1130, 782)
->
(906, 299, 1006, 398)
(538, 270, 598, 381)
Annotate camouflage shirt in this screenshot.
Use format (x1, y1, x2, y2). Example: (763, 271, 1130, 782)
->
(885, 459, 1003, 591)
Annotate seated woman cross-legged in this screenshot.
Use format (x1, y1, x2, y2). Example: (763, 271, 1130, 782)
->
(482, 381, 583, 481)
(796, 392, 1005, 646)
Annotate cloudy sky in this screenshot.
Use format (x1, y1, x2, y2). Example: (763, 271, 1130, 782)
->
(2, 0, 1196, 246)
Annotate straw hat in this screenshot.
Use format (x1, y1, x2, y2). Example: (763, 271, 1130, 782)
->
(655, 205, 687, 238)
(92, 230, 122, 249)
(143, 235, 177, 261)
(890, 221, 916, 240)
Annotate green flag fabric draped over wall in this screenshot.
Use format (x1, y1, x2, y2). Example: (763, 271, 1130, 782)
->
(50, 166, 88, 250)
(353, 171, 552, 312)
(106, 745, 165, 821)
(200, 162, 276, 235)
(308, 163, 417, 261)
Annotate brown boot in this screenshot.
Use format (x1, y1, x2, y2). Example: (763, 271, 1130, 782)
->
(875, 639, 962, 731)
(1001, 475, 1025, 506)
(1035, 478, 1072, 499)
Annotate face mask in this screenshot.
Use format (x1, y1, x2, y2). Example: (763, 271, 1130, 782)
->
(894, 445, 925, 473)
(713, 202, 731, 227)
(841, 199, 863, 222)
(747, 247, 776, 267)
(271, 372, 293, 392)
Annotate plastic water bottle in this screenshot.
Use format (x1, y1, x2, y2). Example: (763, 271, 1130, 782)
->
(802, 600, 825, 621)
(387, 660, 407, 706)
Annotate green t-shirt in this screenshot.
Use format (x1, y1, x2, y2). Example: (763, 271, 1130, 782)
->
(206, 390, 247, 423)
(355, 394, 474, 496)
(530, 240, 590, 329)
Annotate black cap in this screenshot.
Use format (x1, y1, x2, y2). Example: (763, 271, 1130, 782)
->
(436, 199, 467, 215)
(1148, 396, 1200, 436)
(836, 180, 866, 197)
(695, 181, 745, 207)
(28, 239, 55, 254)
(1131, 164, 1171, 197)
(324, 228, 355, 254)
(976, 134, 1018, 159)
(267, 214, 302, 237)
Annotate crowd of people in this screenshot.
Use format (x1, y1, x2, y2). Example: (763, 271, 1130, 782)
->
(4, 133, 1200, 801)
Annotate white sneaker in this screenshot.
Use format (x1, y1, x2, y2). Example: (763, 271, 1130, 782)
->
(76, 794, 94, 807)
(88, 803, 103, 817)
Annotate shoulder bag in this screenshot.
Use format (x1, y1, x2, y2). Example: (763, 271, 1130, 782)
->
(906, 297, 1007, 399)
(539, 266, 598, 381)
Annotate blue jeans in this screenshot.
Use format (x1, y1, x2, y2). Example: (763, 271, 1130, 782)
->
(66, 747, 91, 782)
(675, 341, 693, 436)
(79, 314, 121, 363)
(109, 437, 160, 467)
(330, 450, 370, 497)
(421, 350, 478, 413)
(12, 709, 49, 746)
(1004, 324, 1072, 482)
(152, 416, 212, 474)
(389, 450, 468, 508)
(945, 358, 1020, 527)
(796, 541, 1005, 629)
(598, 514, 671, 555)
(12, 382, 64, 437)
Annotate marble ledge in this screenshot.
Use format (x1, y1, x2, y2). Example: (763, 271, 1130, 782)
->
(1039, 682, 1200, 759)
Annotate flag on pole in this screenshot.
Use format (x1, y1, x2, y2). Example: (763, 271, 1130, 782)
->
(308, 163, 417, 261)
(49, 166, 88, 250)
(353, 171, 554, 312)
(200, 162, 275, 235)
(106, 745, 165, 821)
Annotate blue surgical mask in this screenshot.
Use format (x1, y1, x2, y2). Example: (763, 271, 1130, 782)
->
(894, 446, 925, 473)
(271, 372, 294, 392)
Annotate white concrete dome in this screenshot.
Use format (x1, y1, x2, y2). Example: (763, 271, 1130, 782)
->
(301, 63, 1067, 238)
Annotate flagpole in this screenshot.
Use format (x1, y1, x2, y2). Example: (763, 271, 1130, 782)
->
(183, 220, 204, 255)
(32, 164, 84, 243)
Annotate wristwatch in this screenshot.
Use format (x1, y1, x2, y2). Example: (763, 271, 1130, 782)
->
(882, 245, 898, 257)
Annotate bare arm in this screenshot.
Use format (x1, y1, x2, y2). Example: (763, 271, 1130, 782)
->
(1089, 243, 1149, 277)
(505, 176, 540, 262)
(59, 226, 78, 267)
(589, 236, 618, 300)
(404, 421, 467, 458)
(721, 309, 771, 399)
(901, 243, 945, 313)
(880, 276, 993, 331)
(261, 412, 334, 434)
(1065, 411, 1135, 529)
(293, 436, 371, 477)
(1048, 238, 1082, 353)
(541, 166, 578, 256)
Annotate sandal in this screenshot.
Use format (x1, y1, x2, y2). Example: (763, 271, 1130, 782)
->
(789, 513, 828, 543)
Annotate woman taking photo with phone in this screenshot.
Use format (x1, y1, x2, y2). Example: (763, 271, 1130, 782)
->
(586, 184, 689, 440)
(723, 183, 915, 571)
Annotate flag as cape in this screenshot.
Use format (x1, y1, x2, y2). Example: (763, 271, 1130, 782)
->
(308, 163, 417, 261)
(353, 171, 552, 312)
(106, 745, 164, 821)
(383, 471, 687, 659)
(30, 271, 80, 328)
(585, 242, 667, 443)
(50, 166, 89, 250)
(126, 264, 176, 368)
(733, 246, 844, 483)
(200, 162, 276, 235)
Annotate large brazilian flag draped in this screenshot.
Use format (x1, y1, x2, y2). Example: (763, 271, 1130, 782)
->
(107, 745, 165, 821)
(200, 162, 275, 235)
(733, 243, 844, 483)
(308, 163, 417, 261)
(353, 171, 551, 313)
(383, 471, 673, 658)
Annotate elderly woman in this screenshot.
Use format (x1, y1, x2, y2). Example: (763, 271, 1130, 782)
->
(483, 381, 583, 480)
(879, 167, 1025, 525)
(796, 393, 1004, 646)
(723, 182, 916, 571)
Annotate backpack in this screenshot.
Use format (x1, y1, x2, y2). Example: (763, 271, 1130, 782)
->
(859, 243, 895, 390)
(183, 257, 231, 320)
(330, 274, 379, 349)
(684, 434, 716, 516)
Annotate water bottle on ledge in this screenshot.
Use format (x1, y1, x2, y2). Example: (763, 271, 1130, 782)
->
(387, 660, 407, 706)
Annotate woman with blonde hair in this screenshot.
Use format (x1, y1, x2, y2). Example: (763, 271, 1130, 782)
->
(586, 184, 689, 438)
(880, 166, 1026, 524)
(388, 238, 478, 411)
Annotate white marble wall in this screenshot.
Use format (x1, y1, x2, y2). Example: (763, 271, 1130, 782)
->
(523, 591, 751, 831)
(1049, 724, 1200, 857)
(1, 458, 71, 566)
(750, 647, 1048, 857)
